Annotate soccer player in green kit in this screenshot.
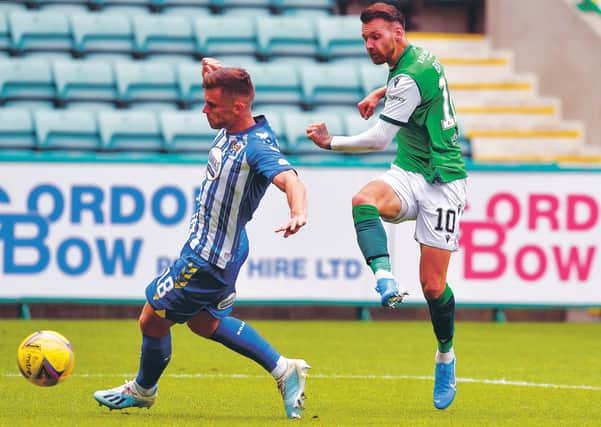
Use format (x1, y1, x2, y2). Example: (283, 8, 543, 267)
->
(307, 1, 467, 410)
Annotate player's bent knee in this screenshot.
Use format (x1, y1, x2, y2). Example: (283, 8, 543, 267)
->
(352, 192, 375, 207)
(187, 311, 220, 338)
(421, 279, 446, 300)
(139, 303, 172, 337)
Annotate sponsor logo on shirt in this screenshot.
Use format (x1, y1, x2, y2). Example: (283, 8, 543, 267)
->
(206, 147, 223, 181)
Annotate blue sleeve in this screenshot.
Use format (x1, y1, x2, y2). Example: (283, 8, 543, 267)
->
(247, 134, 295, 182)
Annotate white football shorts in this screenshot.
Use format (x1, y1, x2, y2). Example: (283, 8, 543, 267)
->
(376, 164, 467, 251)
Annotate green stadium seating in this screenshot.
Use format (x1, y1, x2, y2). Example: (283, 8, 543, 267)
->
(160, 110, 215, 152)
(0, 13, 10, 54)
(0, 109, 35, 149)
(194, 15, 257, 58)
(98, 110, 164, 151)
(216, 0, 272, 14)
(115, 61, 179, 106)
(53, 60, 117, 105)
(272, 0, 335, 16)
(300, 63, 363, 108)
(132, 14, 195, 58)
(152, 0, 213, 14)
(176, 62, 203, 107)
(358, 63, 389, 96)
(243, 63, 302, 106)
(256, 16, 317, 60)
(0, 59, 55, 103)
(9, 11, 72, 54)
(316, 16, 364, 61)
(34, 110, 100, 150)
(70, 13, 133, 56)
(282, 110, 344, 154)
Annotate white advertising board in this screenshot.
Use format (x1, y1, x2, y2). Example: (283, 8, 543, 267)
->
(0, 164, 599, 306)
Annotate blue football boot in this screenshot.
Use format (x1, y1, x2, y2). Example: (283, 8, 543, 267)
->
(94, 380, 157, 410)
(433, 358, 456, 409)
(375, 277, 409, 308)
(277, 359, 311, 419)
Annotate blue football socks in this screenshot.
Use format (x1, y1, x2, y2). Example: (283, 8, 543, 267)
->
(211, 316, 280, 372)
(135, 333, 172, 390)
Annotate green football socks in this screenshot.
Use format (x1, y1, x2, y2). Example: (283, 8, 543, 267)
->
(427, 284, 455, 353)
(352, 204, 391, 273)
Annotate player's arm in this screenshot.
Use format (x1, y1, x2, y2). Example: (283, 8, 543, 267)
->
(307, 119, 400, 152)
(358, 86, 386, 119)
(306, 74, 421, 152)
(272, 169, 307, 238)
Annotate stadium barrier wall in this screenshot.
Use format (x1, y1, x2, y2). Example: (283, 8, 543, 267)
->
(1, 159, 600, 309)
(486, 0, 601, 147)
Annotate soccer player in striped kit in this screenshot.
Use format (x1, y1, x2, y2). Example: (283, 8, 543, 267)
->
(95, 58, 310, 419)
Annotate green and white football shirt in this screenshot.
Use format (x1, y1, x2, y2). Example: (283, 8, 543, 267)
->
(380, 45, 467, 184)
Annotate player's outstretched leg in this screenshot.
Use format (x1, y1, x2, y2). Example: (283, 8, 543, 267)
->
(94, 380, 157, 410)
(375, 275, 409, 308)
(276, 358, 311, 419)
(433, 354, 456, 409)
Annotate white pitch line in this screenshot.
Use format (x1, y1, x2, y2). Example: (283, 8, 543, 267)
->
(2, 372, 600, 391)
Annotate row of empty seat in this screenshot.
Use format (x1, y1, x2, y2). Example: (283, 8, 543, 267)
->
(0, 0, 336, 16)
(0, 109, 398, 155)
(0, 108, 473, 158)
(0, 58, 389, 109)
(0, 12, 363, 60)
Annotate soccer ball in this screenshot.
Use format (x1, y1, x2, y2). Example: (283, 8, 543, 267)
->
(17, 330, 75, 387)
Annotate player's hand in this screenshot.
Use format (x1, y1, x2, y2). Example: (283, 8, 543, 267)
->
(306, 122, 333, 150)
(275, 213, 307, 238)
(358, 87, 385, 119)
(201, 57, 222, 79)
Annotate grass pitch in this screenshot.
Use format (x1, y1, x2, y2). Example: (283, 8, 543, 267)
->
(1, 319, 600, 427)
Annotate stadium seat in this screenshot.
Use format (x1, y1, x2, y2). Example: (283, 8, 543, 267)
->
(216, 0, 272, 14)
(132, 14, 195, 58)
(154, 0, 213, 14)
(0, 12, 10, 54)
(53, 60, 117, 105)
(0, 59, 55, 103)
(70, 13, 134, 56)
(358, 63, 389, 96)
(0, 2, 27, 12)
(0, 109, 35, 149)
(98, 110, 164, 151)
(256, 16, 317, 60)
(8, 11, 72, 54)
(194, 15, 257, 58)
(176, 62, 203, 107)
(282, 110, 344, 154)
(300, 63, 363, 108)
(271, 0, 336, 16)
(316, 16, 364, 61)
(243, 63, 302, 106)
(272, 0, 335, 17)
(114, 61, 179, 106)
(160, 110, 215, 152)
(34, 110, 100, 150)
(88, 0, 150, 12)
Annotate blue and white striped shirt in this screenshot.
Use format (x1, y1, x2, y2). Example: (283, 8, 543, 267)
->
(188, 115, 293, 269)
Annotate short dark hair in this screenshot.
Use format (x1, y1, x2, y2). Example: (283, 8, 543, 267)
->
(202, 67, 255, 100)
(360, 1, 406, 29)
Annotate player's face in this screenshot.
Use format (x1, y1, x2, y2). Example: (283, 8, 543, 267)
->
(361, 19, 402, 65)
(202, 87, 238, 130)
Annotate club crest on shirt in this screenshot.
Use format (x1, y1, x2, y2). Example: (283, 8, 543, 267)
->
(206, 147, 223, 181)
(229, 140, 242, 153)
